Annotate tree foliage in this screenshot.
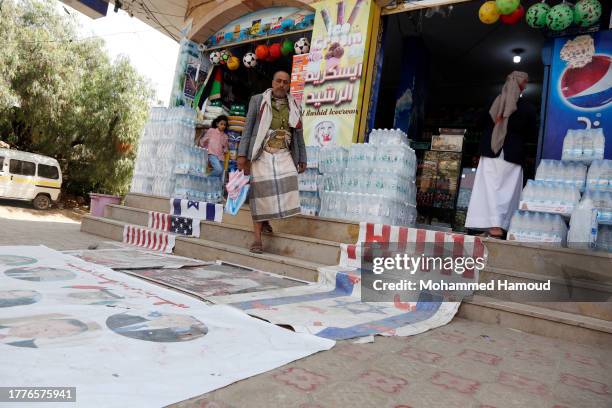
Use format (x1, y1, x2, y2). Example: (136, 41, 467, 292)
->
(0, 0, 154, 196)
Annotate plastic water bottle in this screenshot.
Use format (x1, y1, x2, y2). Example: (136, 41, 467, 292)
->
(593, 128, 605, 159)
(568, 198, 598, 249)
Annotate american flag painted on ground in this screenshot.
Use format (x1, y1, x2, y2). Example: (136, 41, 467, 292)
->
(148, 211, 201, 237)
(170, 198, 223, 222)
(341, 222, 486, 279)
(123, 225, 176, 254)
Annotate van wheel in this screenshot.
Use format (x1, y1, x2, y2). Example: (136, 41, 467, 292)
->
(33, 194, 51, 210)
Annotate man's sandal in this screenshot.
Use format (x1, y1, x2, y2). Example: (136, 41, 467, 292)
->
(250, 242, 263, 254)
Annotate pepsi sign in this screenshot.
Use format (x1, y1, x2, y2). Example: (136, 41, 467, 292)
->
(543, 31, 611, 160)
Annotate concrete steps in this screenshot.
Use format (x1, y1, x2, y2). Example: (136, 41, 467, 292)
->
(81, 215, 321, 282)
(104, 204, 342, 266)
(79, 192, 612, 346)
(459, 295, 612, 349)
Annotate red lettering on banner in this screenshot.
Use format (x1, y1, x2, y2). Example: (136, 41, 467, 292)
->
(559, 373, 610, 395)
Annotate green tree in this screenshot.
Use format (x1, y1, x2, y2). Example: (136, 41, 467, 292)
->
(0, 0, 154, 196)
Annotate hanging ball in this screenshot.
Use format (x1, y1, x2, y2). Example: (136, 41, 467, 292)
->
(294, 37, 310, 55)
(501, 4, 525, 24)
(495, 0, 519, 15)
(547, 3, 574, 31)
(526, 2, 551, 28)
(219, 50, 231, 65)
(269, 43, 282, 60)
(573, 0, 602, 27)
(209, 51, 221, 65)
(227, 56, 240, 71)
(281, 39, 294, 56)
(243, 52, 257, 68)
(255, 44, 269, 60)
(479, 1, 501, 24)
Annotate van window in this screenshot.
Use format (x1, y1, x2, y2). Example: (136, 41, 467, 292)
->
(9, 159, 36, 176)
(38, 164, 59, 180)
(0, 157, 4, 169)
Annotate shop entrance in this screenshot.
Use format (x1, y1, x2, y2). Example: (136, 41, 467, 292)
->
(373, 0, 546, 230)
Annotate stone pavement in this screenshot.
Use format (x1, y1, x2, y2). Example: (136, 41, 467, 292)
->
(1, 204, 611, 407)
(170, 317, 612, 408)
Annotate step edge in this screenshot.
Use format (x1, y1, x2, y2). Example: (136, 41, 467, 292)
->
(464, 295, 612, 333)
(482, 266, 612, 292)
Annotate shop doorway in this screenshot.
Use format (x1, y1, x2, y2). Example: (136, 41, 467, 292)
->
(373, 0, 547, 229)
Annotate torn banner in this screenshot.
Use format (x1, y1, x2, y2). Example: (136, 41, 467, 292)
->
(148, 211, 201, 237)
(123, 225, 176, 254)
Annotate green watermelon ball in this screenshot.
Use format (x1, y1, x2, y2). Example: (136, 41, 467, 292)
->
(573, 0, 602, 27)
(526, 3, 551, 28)
(496, 0, 520, 14)
(547, 3, 574, 31)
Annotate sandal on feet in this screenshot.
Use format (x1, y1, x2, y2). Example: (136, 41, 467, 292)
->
(250, 242, 263, 254)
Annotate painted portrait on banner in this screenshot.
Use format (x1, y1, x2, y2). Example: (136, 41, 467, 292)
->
(5, 267, 76, 282)
(0, 314, 101, 348)
(0, 255, 37, 267)
(0, 290, 41, 308)
(106, 311, 208, 342)
(302, 0, 377, 147)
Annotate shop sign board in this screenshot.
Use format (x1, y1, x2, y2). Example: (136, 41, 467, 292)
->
(302, 0, 378, 147)
(205, 7, 315, 48)
(542, 31, 611, 160)
(290, 54, 310, 106)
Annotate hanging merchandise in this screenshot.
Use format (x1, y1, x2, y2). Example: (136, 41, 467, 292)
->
(243, 52, 258, 68)
(269, 43, 283, 60)
(500, 4, 525, 24)
(526, 1, 551, 28)
(294, 37, 310, 54)
(479, 1, 501, 24)
(495, 0, 520, 15)
(219, 50, 231, 65)
(281, 39, 294, 56)
(547, 2, 574, 31)
(573, 0, 602, 27)
(208, 68, 223, 101)
(255, 44, 269, 60)
(209, 51, 222, 65)
(227, 56, 240, 70)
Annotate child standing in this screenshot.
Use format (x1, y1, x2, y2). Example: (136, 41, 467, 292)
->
(200, 115, 228, 177)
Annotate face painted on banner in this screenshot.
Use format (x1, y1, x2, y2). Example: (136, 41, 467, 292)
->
(0, 255, 37, 267)
(0, 315, 98, 348)
(5, 267, 76, 282)
(106, 311, 208, 343)
(0, 290, 41, 308)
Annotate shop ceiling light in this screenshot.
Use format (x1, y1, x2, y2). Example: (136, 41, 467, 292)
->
(512, 48, 524, 64)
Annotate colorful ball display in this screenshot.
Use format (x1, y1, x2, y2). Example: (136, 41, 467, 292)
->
(294, 37, 310, 55)
(219, 50, 231, 65)
(495, 0, 519, 15)
(243, 52, 257, 68)
(281, 40, 294, 56)
(526, 2, 551, 28)
(501, 4, 524, 24)
(269, 43, 282, 60)
(255, 44, 269, 60)
(479, 1, 501, 24)
(209, 51, 221, 65)
(227, 56, 240, 71)
(573, 0, 602, 27)
(547, 3, 574, 31)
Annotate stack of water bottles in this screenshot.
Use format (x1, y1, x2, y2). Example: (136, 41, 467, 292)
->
(561, 128, 605, 162)
(507, 210, 568, 245)
(298, 146, 322, 216)
(519, 180, 581, 215)
(535, 160, 587, 192)
(318, 129, 418, 226)
(131, 106, 223, 202)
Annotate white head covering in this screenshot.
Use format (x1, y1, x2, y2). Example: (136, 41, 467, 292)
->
(489, 71, 529, 154)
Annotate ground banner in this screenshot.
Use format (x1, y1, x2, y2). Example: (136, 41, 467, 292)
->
(63, 248, 208, 270)
(212, 223, 486, 340)
(0, 246, 333, 407)
(148, 211, 201, 238)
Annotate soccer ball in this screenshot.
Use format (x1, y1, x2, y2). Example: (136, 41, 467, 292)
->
(209, 51, 221, 65)
(294, 38, 310, 55)
(243, 52, 257, 68)
(219, 50, 231, 65)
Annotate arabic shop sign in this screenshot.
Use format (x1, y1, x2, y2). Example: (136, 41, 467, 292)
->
(303, 0, 375, 147)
